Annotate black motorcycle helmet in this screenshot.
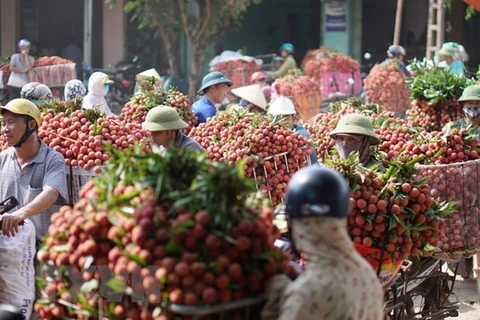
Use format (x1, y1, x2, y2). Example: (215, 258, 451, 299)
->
(285, 166, 350, 219)
(20, 82, 52, 102)
(0, 304, 24, 320)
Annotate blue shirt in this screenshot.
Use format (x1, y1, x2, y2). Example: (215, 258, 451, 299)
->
(192, 97, 217, 124)
(293, 124, 318, 165)
(438, 60, 464, 76)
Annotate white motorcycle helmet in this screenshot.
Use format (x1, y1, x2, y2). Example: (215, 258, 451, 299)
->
(268, 96, 296, 115)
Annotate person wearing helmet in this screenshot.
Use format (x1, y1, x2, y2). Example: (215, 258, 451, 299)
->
(274, 56, 285, 70)
(443, 85, 480, 135)
(82, 71, 115, 116)
(64, 79, 87, 101)
(143, 106, 204, 153)
(192, 71, 233, 124)
(329, 113, 383, 169)
(0, 99, 67, 317)
(262, 166, 384, 320)
(231, 84, 268, 114)
(250, 71, 267, 86)
(6, 39, 35, 100)
(268, 96, 318, 164)
(20, 82, 52, 105)
(249, 71, 273, 102)
(0, 99, 67, 238)
(266, 43, 297, 78)
(437, 44, 465, 76)
(381, 45, 411, 77)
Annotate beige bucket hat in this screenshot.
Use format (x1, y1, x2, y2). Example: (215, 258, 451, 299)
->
(142, 106, 188, 131)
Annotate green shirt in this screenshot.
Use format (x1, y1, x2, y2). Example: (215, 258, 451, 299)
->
(444, 118, 469, 130)
(443, 118, 480, 136)
(364, 156, 386, 172)
(443, 118, 480, 143)
(266, 55, 297, 78)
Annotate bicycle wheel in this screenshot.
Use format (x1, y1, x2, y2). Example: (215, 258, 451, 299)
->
(404, 273, 459, 319)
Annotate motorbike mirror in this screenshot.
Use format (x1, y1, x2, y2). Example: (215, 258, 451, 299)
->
(364, 52, 372, 60)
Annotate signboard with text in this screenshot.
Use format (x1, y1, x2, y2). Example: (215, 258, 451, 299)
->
(325, 0, 347, 32)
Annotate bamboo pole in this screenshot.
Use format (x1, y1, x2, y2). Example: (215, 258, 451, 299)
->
(393, 0, 405, 45)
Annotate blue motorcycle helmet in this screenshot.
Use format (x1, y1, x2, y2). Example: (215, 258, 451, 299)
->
(285, 166, 350, 219)
(279, 43, 295, 54)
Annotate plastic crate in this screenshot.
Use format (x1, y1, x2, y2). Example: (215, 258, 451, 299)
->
(65, 166, 96, 205)
(416, 159, 480, 255)
(294, 93, 322, 123)
(214, 65, 262, 90)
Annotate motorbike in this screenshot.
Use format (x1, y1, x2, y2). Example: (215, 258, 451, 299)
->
(84, 56, 142, 106)
(273, 205, 460, 319)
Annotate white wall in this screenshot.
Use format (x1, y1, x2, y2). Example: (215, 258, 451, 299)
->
(102, 1, 125, 70)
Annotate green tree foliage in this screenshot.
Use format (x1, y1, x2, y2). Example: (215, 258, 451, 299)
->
(106, 0, 262, 99)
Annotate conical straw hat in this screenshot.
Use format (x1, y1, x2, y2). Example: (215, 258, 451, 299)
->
(137, 68, 161, 80)
(231, 84, 267, 110)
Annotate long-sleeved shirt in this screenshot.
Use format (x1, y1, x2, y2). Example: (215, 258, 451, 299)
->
(438, 60, 464, 76)
(266, 56, 297, 78)
(174, 132, 204, 151)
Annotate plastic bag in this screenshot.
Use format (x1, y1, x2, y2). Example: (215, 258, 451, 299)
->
(0, 221, 36, 319)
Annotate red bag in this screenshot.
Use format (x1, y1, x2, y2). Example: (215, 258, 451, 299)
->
(354, 243, 403, 288)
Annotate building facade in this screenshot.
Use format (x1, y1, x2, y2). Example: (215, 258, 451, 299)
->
(0, 0, 126, 72)
(1, 0, 477, 79)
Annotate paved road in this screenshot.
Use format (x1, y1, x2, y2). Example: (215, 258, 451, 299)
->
(449, 276, 480, 319)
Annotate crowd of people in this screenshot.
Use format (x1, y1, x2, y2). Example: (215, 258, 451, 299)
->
(0, 37, 478, 319)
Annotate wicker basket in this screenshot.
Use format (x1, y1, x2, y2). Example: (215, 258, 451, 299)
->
(294, 93, 321, 123)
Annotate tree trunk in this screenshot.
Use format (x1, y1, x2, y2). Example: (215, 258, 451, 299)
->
(158, 27, 182, 78)
(188, 45, 207, 100)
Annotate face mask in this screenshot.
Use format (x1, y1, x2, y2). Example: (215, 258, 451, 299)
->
(104, 85, 110, 93)
(464, 106, 480, 120)
(31, 99, 47, 106)
(335, 139, 365, 159)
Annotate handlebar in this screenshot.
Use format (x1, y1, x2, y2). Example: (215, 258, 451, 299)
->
(0, 196, 22, 228)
